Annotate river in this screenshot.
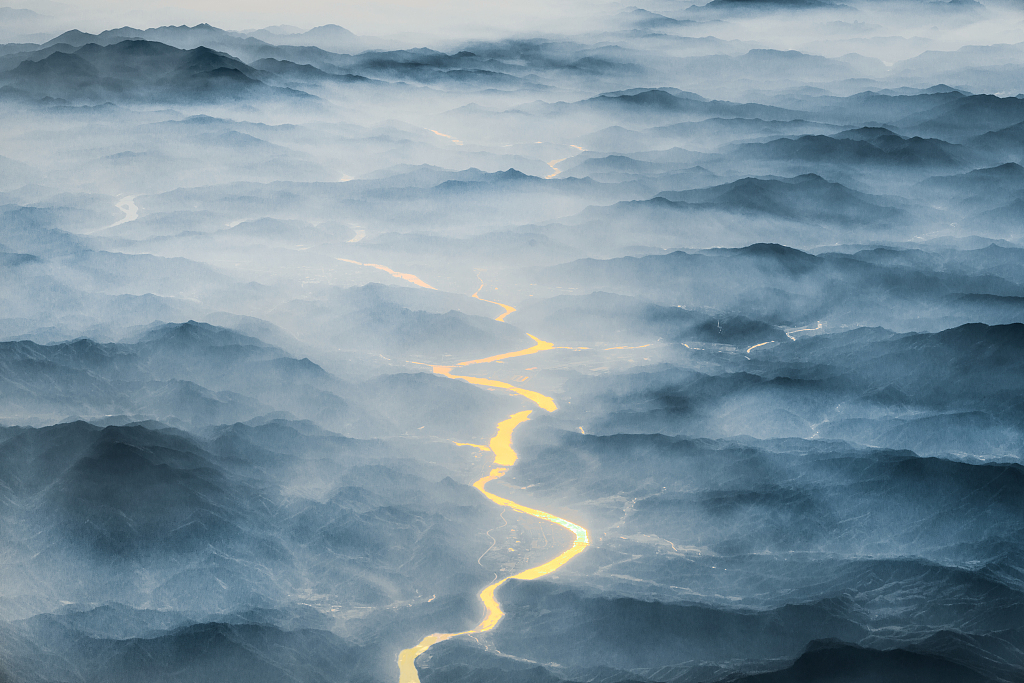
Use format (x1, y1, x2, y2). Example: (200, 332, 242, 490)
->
(396, 294, 589, 682)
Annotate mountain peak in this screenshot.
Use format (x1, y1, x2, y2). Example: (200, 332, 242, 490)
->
(138, 321, 269, 348)
(734, 242, 815, 259)
(305, 24, 355, 36)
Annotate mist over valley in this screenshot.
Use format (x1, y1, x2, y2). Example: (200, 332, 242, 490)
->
(2, 1, 1024, 681)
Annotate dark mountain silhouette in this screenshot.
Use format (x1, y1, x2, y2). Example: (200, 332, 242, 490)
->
(733, 639, 993, 683)
(581, 86, 808, 120)
(248, 57, 371, 85)
(900, 93, 1024, 140)
(657, 174, 906, 225)
(0, 40, 310, 103)
(42, 23, 273, 56)
(791, 88, 969, 125)
(492, 582, 868, 669)
(737, 129, 971, 168)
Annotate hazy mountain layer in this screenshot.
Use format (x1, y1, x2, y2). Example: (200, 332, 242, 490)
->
(2, 1, 1023, 682)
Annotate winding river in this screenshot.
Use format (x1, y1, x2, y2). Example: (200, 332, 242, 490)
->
(337, 257, 817, 679)
(396, 292, 589, 683)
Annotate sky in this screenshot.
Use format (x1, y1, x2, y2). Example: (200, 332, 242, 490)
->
(7, 0, 614, 38)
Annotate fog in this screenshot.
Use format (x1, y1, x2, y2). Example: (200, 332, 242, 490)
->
(2, 1, 1024, 682)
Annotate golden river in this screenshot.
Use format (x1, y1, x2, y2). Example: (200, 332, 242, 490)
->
(336, 257, 803, 680)
(394, 279, 589, 683)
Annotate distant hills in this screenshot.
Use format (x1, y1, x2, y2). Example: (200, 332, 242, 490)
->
(531, 243, 1024, 329)
(555, 86, 810, 121)
(39, 22, 366, 57)
(0, 40, 312, 103)
(656, 173, 907, 225)
(737, 127, 974, 169)
(3, 11, 1024, 683)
